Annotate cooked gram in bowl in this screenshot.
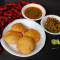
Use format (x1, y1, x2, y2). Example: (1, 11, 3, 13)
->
(41, 15, 60, 35)
(44, 17, 60, 33)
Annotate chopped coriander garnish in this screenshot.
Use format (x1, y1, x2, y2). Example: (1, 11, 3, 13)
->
(48, 23, 50, 25)
(54, 31, 57, 33)
(52, 28, 54, 30)
(44, 25, 48, 29)
(51, 22, 54, 24)
(53, 26, 56, 29)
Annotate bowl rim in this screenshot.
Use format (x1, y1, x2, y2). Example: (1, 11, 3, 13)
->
(41, 15, 60, 35)
(21, 3, 46, 21)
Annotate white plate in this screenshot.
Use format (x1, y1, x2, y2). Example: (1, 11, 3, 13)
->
(1, 19, 46, 57)
(22, 3, 46, 21)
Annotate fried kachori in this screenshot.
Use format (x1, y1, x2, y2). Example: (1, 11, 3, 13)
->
(23, 29, 40, 44)
(4, 30, 23, 44)
(16, 37, 35, 55)
(11, 23, 28, 32)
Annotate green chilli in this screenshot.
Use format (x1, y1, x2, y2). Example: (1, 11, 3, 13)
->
(52, 46, 60, 50)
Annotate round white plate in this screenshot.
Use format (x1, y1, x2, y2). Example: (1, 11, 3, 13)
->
(1, 19, 46, 57)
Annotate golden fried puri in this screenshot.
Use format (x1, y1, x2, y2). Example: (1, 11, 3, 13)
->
(11, 23, 28, 32)
(4, 30, 22, 44)
(17, 37, 35, 55)
(23, 29, 40, 44)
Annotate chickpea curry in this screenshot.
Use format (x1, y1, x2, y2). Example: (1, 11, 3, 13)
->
(44, 17, 60, 33)
(24, 7, 42, 19)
